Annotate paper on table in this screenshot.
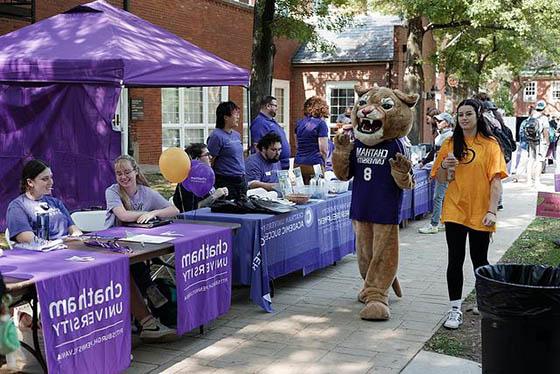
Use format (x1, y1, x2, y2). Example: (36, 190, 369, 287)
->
(120, 234, 175, 244)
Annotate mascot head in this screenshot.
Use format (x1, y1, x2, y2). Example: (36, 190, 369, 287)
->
(351, 85, 419, 146)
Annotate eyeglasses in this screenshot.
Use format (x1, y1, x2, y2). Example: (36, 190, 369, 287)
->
(200, 152, 210, 158)
(116, 169, 135, 177)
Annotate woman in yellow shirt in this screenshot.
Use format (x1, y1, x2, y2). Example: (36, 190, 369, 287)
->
(431, 99, 508, 330)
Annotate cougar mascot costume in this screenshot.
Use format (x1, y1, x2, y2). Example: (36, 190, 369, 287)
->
(333, 85, 418, 320)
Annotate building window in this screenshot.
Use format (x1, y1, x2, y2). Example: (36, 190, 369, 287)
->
(523, 81, 537, 102)
(272, 79, 290, 138)
(232, 0, 254, 5)
(551, 81, 560, 102)
(326, 82, 357, 125)
(161, 87, 228, 150)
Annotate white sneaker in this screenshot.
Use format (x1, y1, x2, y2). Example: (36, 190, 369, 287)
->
(443, 308, 463, 329)
(437, 223, 446, 232)
(140, 318, 177, 342)
(418, 224, 438, 234)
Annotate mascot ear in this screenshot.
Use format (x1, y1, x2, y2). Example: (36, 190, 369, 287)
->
(354, 84, 371, 97)
(394, 90, 419, 108)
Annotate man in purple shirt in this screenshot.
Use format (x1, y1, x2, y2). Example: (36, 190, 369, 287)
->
(250, 96, 291, 169)
(245, 132, 282, 191)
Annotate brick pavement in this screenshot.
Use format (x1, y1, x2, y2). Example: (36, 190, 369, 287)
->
(127, 175, 542, 374)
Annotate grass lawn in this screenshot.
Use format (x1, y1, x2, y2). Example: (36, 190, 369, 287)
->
(424, 217, 560, 363)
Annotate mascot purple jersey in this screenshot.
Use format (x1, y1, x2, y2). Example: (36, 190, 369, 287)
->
(349, 138, 408, 224)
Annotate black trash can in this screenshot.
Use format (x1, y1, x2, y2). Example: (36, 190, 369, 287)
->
(475, 264, 560, 374)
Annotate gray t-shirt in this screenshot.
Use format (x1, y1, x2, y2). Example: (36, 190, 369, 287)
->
(104, 184, 171, 228)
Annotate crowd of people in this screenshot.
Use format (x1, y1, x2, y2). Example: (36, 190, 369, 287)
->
(4, 90, 547, 342)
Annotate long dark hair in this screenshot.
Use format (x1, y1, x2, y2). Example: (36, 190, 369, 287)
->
(215, 101, 240, 129)
(21, 159, 49, 193)
(452, 99, 494, 160)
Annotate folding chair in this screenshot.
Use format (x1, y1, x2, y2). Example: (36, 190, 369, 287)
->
(70, 210, 107, 232)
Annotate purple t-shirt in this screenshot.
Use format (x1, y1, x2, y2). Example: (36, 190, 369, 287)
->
(349, 139, 408, 224)
(251, 113, 291, 169)
(294, 116, 329, 166)
(244, 153, 280, 185)
(7, 194, 74, 240)
(104, 184, 171, 228)
(207, 128, 245, 177)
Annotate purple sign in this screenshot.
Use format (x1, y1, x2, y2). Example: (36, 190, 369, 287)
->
(97, 222, 232, 335)
(0, 249, 130, 374)
(173, 225, 232, 334)
(182, 160, 215, 197)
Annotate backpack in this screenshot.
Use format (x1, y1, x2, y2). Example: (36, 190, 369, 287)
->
(525, 117, 540, 143)
(491, 126, 513, 163)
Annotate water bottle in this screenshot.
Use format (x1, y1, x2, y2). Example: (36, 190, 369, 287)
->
(36, 212, 50, 240)
(447, 152, 456, 182)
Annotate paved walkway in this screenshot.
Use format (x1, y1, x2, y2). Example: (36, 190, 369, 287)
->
(127, 172, 545, 373)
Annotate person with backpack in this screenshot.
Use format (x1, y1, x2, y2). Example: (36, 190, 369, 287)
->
(481, 100, 515, 209)
(511, 108, 532, 182)
(526, 100, 550, 187)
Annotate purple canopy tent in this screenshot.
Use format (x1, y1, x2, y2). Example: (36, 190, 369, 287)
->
(0, 0, 249, 230)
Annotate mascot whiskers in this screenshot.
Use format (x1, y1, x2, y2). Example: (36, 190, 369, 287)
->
(333, 84, 418, 320)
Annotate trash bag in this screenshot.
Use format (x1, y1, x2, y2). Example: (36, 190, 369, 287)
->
(475, 264, 560, 374)
(475, 264, 560, 319)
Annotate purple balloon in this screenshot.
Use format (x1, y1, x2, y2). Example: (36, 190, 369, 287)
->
(181, 159, 215, 197)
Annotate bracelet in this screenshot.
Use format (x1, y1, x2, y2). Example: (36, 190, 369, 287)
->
(441, 163, 447, 170)
(487, 211, 496, 216)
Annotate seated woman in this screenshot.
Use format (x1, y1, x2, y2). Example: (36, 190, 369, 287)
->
(172, 143, 228, 213)
(294, 96, 330, 184)
(105, 155, 179, 342)
(7, 159, 82, 243)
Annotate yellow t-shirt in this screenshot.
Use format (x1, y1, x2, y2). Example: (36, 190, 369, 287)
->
(431, 135, 508, 232)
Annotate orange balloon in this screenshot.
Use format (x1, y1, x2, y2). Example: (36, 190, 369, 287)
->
(159, 147, 191, 183)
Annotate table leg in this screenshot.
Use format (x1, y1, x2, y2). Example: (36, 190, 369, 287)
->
(269, 279, 275, 298)
(31, 292, 48, 373)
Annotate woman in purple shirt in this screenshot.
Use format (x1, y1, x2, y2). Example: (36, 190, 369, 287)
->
(294, 96, 330, 184)
(7, 159, 82, 243)
(207, 101, 248, 200)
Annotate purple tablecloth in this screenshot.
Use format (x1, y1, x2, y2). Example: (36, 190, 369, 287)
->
(0, 249, 130, 374)
(97, 223, 233, 334)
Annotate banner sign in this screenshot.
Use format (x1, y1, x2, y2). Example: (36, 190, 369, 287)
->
(536, 191, 560, 219)
(173, 225, 232, 335)
(0, 249, 131, 374)
(97, 223, 233, 335)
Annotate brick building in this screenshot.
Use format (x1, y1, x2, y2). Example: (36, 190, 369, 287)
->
(512, 71, 560, 118)
(1, 2, 434, 164)
(291, 15, 436, 144)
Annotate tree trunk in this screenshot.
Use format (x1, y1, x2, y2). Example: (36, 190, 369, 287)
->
(249, 0, 276, 128)
(403, 17, 425, 144)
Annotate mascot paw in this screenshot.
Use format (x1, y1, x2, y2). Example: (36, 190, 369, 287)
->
(360, 301, 391, 321)
(334, 132, 353, 151)
(389, 153, 412, 174)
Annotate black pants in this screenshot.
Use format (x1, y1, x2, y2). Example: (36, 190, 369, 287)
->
(445, 222, 490, 301)
(215, 174, 247, 201)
